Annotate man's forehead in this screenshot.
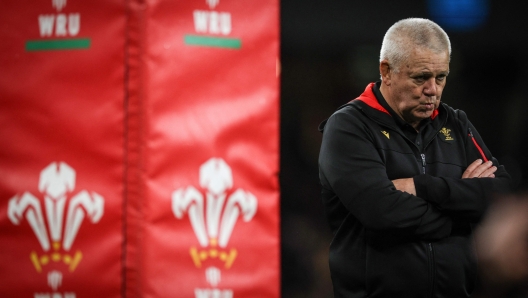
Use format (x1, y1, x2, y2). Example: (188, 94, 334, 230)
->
(403, 49, 449, 70)
(409, 46, 449, 59)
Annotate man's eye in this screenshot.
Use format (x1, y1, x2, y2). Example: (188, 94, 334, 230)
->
(436, 75, 447, 81)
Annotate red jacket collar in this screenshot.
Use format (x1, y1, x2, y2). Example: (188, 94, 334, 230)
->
(353, 82, 439, 119)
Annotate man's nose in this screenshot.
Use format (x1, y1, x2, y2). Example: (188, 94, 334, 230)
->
(423, 78, 437, 96)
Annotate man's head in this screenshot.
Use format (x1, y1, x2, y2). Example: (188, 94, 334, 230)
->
(380, 18, 451, 73)
(379, 18, 451, 129)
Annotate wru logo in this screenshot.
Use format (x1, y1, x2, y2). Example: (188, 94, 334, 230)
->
(172, 157, 257, 270)
(8, 162, 104, 273)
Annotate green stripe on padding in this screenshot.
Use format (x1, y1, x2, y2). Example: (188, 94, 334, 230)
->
(184, 35, 241, 49)
(26, 39, 91, 51)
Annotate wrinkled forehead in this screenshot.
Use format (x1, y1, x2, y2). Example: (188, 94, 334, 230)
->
(401, 45, 450, 69)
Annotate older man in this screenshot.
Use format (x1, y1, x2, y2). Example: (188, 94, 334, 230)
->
(318, 18, 511, 297)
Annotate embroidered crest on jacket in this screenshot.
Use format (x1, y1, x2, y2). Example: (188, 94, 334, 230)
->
(440, 127, 454, 141)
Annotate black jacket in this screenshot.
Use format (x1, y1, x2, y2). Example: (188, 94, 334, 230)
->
(318, 83, 511, 298)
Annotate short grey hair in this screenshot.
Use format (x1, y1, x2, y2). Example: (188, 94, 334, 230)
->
(380, 18, 451, 72)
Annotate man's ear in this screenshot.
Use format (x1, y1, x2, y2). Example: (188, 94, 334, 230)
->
(380, 60, 391, 85)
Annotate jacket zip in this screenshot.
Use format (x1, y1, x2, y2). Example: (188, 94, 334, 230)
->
(468, 128, 489, 162)
(428, 243, 436, 298)
(420, 154, 426, 174)
(421, 153, 436, 297)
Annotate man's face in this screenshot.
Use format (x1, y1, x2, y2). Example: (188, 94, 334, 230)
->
(382, 47, 450, 128)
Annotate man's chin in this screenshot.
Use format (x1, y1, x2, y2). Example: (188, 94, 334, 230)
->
(413, 110, 434, 120)
(415, 107, 434, 119)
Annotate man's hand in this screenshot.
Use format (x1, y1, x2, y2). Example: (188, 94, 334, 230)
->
(392, 178, 416, 195)
(462, 159, 496, 179)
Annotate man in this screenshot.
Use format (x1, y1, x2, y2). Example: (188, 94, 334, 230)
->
(318, 18, 511, 298)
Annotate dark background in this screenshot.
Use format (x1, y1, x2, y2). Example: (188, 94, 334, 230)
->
(279, 0, 528, 296)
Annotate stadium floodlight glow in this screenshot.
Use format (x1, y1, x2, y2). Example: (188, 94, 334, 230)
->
(427, 0, 490, 31)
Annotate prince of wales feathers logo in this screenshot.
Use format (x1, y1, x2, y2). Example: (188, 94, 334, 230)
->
(7, 162, 104, 276)
(440, 127, 454, 141)
(172, 157, 257, 289)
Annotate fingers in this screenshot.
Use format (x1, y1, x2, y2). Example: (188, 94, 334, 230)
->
(462, 159, 497, 179)
(462, 159, 483, 178)
(479, 164, 497, 178)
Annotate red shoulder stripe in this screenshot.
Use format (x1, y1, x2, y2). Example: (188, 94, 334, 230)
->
(353, 83, 390, 115)
(352, 83, 440, 119)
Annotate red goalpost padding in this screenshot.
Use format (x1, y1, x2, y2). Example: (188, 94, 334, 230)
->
(0, 0, 279, 297)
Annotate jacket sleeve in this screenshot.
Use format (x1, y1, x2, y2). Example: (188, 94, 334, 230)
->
(319, 109, 452, 240)
(413, 111, 512, 222)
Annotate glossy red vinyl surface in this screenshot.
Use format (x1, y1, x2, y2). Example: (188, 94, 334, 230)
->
(137, 0, 280, 296)
(0, 0, 279, 296)
(0, 0, 126, 297)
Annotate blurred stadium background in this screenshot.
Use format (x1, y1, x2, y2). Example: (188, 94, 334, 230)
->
(279, 0, 528, 296)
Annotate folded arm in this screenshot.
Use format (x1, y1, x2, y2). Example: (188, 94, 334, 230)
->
(393, 159, 497, 196)
(319, 111, 452, 240)
(396, 121, 512, 222)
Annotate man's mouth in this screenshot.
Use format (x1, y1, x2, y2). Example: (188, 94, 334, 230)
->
(422, 103, 434, 109)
